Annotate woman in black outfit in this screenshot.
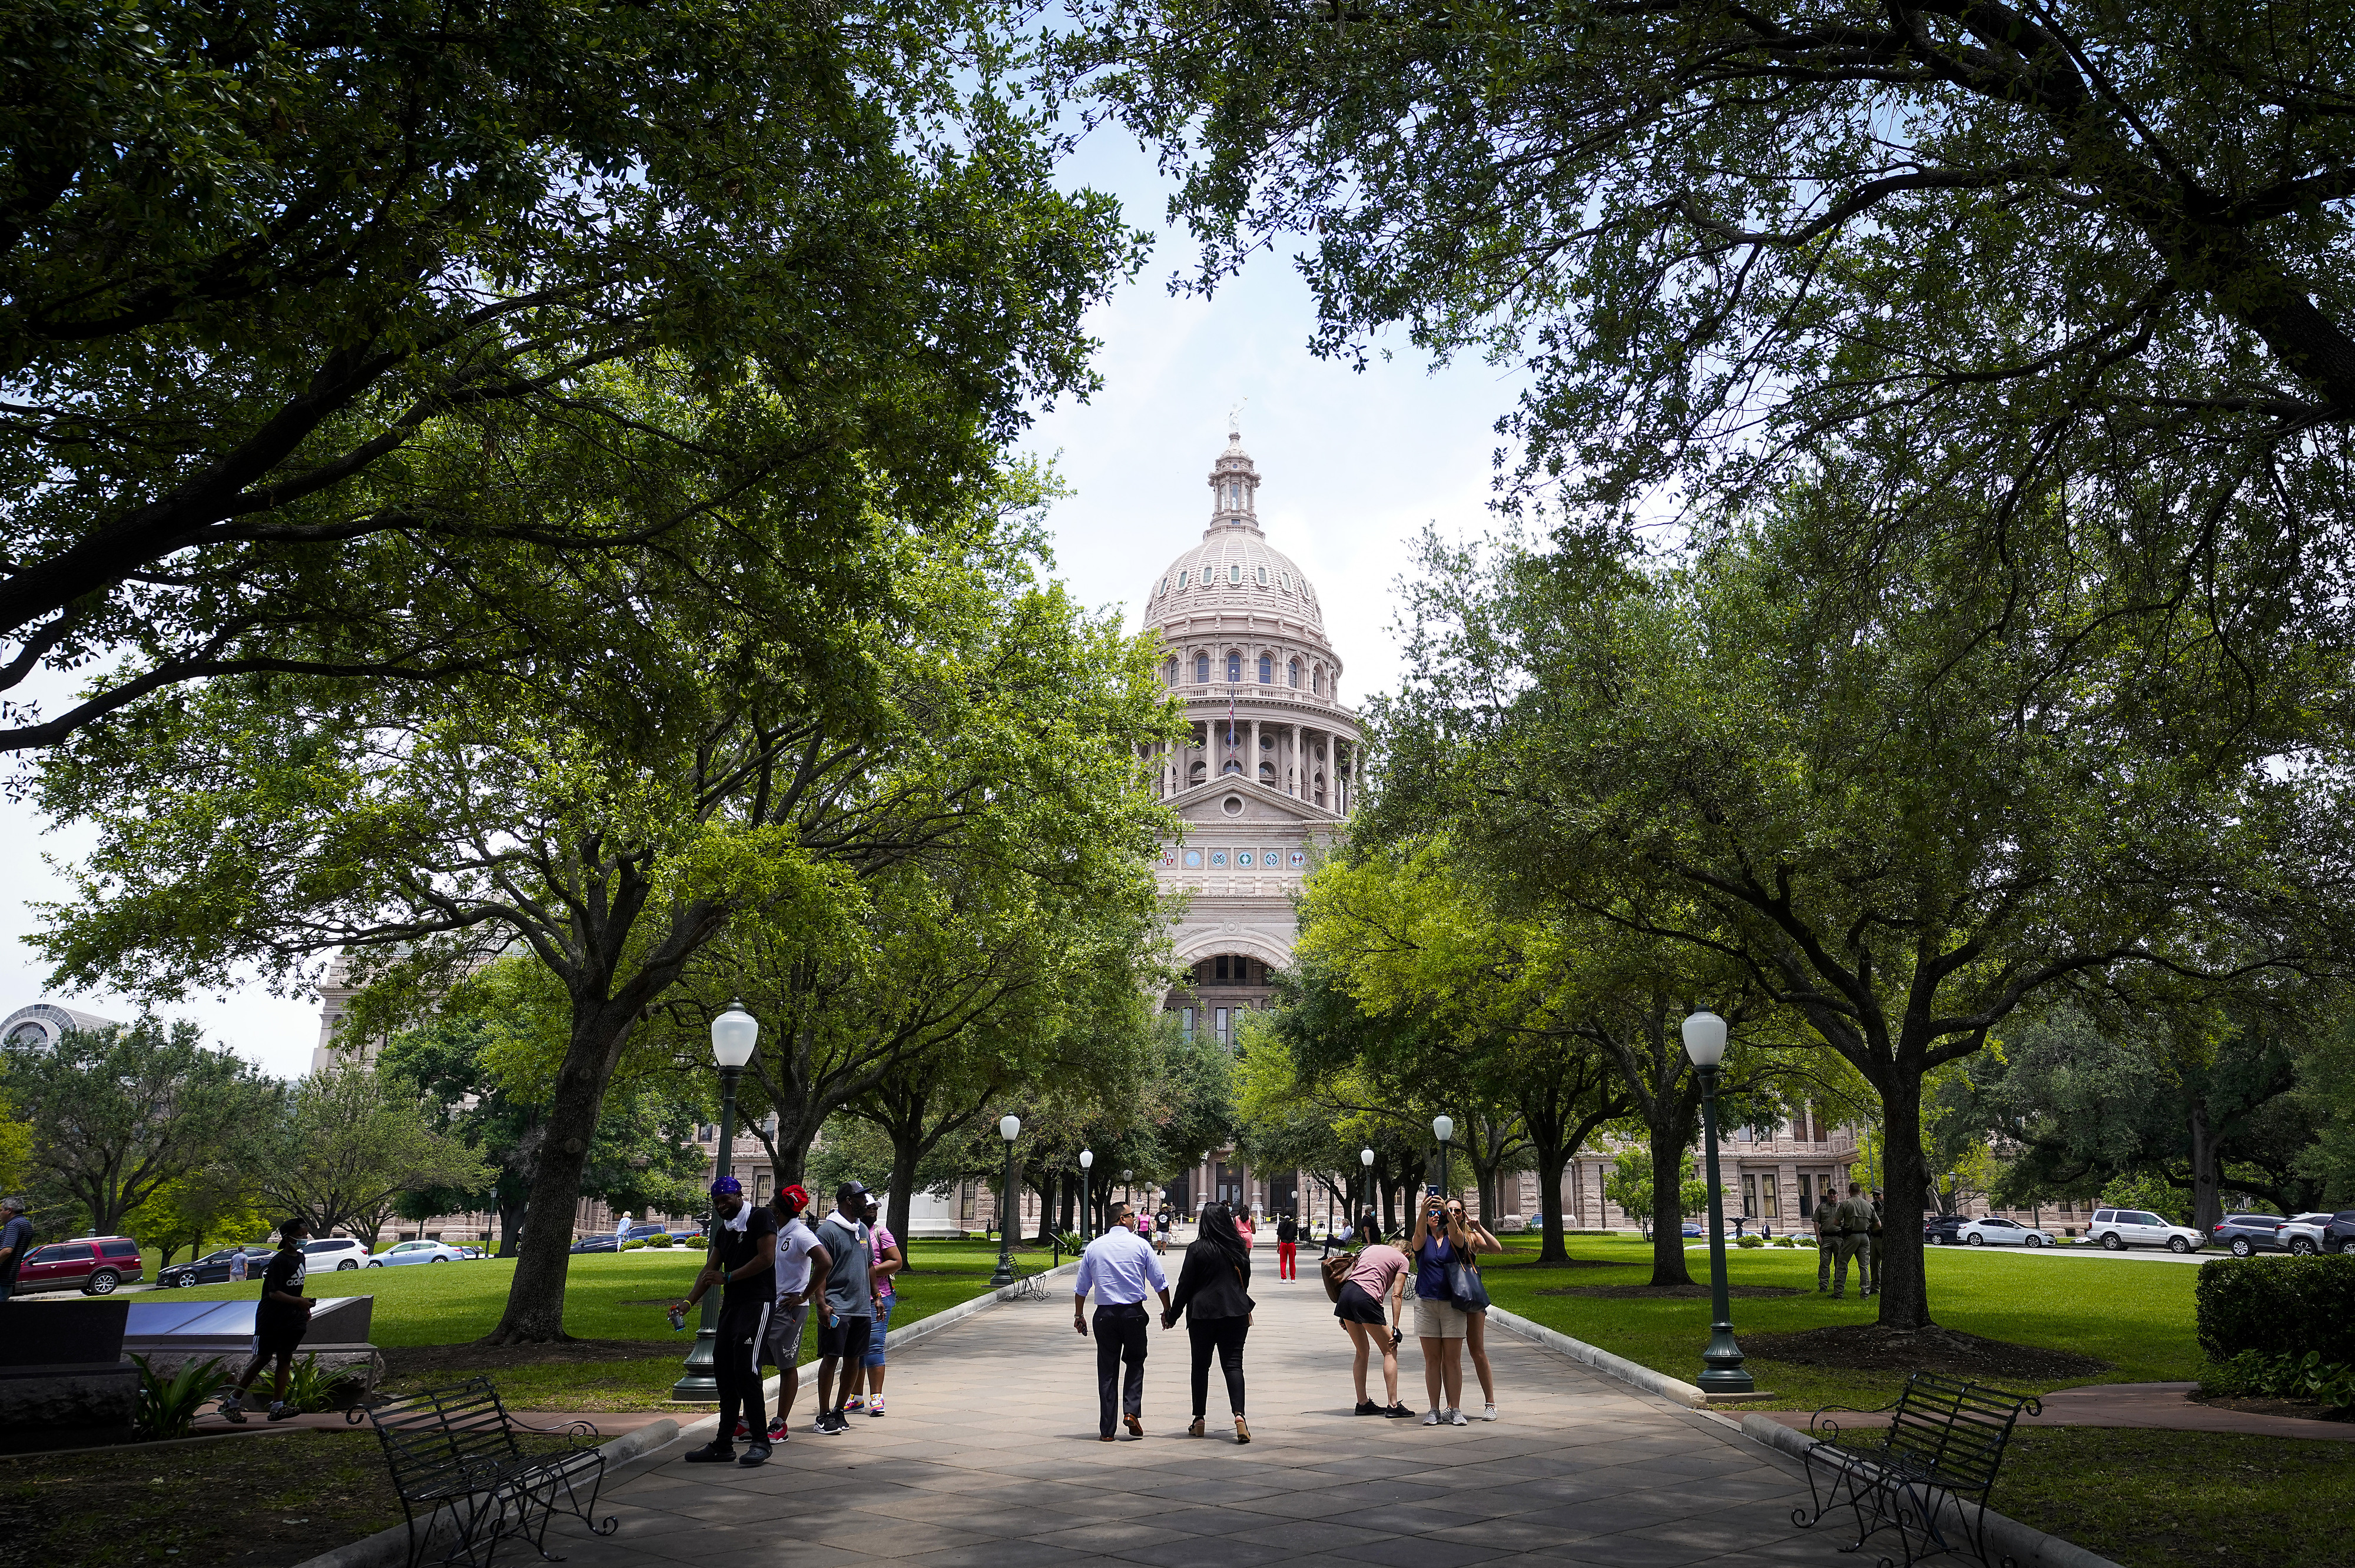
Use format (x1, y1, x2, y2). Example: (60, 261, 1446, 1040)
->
(1163, 1200, 1255, 1442)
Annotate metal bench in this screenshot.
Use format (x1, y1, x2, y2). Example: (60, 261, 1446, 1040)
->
(359, 1377, 616, 1568)
(1792, 1371, 2041, 1567)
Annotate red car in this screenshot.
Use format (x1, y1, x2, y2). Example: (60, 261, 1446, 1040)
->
(16, 1235, 145, 1295)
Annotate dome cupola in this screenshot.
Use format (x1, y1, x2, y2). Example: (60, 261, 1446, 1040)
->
(1209, 428, 1262, 534)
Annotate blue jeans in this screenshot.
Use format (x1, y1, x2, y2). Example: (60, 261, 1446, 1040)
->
(862, 1294, 894, 1367)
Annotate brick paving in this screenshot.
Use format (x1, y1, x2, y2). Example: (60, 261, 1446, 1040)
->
(536, 1261, 1853, 1568)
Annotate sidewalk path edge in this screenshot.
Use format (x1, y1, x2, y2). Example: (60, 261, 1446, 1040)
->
(292, 1260, 1078, 1568)
(292, 1416, 682, 1568)
(1480, 1304, 2124, 1568)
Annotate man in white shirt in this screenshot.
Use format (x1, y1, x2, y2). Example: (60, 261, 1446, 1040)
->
(1073, 1202, 1172, 1441)
(762, 1184, 831, 1444)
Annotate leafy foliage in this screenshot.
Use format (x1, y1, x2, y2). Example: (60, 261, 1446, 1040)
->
(249, 1059, 493, 1248)
(131, 1353, 228, 1441)
(2194, 1254, 2355, 1364)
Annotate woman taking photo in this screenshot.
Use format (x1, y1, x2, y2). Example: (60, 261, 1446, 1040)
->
(1163, 1201, 1255, 1442)
(1446, 1198, 1505, 1420)
(1411, 1192, 1472, 1426)
(1332, 1215, 1414, 1417)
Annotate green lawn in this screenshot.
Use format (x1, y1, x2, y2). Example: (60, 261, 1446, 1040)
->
(1479, 1235, 2200, 1411)
(107, 1238, 1056, 1410)
(1989, 1429, 2355, 1568)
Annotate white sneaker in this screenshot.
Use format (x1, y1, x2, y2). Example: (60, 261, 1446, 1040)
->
(1481, 1403, 1500, 1421)
(1419, 1410, 1443, 1426)
(1446, 1407, 1470, 1427)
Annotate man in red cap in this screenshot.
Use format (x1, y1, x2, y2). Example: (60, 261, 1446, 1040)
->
(762, 1182, 831, 1444)
(672, 1174, 777, 1465)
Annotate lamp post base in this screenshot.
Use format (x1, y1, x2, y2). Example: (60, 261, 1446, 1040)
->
(671, 1323, 721, 1401)
(1698, 1321, 1755, 1394)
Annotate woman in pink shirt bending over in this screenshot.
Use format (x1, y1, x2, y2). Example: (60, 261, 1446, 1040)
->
(1331, 1215, 1415, 1417)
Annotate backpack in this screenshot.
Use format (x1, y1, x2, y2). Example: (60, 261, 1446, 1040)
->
(1319, 1249, 1354, 1303)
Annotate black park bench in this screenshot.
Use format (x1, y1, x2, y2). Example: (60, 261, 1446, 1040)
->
(1792, 1371, 2042, 1568)
(358, 1377, 617, 1568)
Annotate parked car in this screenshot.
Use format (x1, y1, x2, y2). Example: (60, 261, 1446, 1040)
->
(1680, 1220, 1705, 1238)
(368, 1239, 466, 1267)
(14, 1235, 146, 1295)
(613, 1222, 673, 1248)
(2087, 1208, 2205, 1254)
(455, 1245, 486, 1260)
(2277, 1213, 2337, 1255)
(1958, 1217, 2057, 1247)
(569, 1234, 618, 1254)
(2324, 1211, 2355, 1254)
(157, 1243, 277, 1288)
(301, 1237, 373, 1271)
(2211, 1214, 2290, 1256)
(1923, 1214, 1969, 1246)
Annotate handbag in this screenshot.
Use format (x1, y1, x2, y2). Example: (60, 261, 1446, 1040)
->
(1319, 1250, 1353, 1303)
(1447, 1257, 1485, 1314)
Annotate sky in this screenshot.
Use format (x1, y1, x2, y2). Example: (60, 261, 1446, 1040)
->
(0, 127, 1532, 1082)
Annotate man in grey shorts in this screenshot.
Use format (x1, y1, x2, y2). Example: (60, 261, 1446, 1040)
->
(763, 1183, 831, 1444)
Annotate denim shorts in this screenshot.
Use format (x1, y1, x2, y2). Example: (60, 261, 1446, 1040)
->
(862, 1294, 894, 1367)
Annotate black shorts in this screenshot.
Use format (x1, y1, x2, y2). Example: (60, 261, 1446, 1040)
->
(817, 1313, 872, 1361)
(1334, 1281, 1387, 1326)
(252, 1321, 306, 1359)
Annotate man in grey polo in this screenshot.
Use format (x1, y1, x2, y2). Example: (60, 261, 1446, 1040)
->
(0, 1197, 31, 1302)
(810, 1181, 875, 1435)
(1074, 1202, 1172, 1441)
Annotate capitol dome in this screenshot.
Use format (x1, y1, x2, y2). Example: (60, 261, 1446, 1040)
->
(1142, 431, 1345, 705)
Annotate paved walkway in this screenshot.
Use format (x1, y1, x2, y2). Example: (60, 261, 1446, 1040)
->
(541, 1267, 1851, 1568)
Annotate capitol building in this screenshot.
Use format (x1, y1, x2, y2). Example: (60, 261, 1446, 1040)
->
(1141, 432, 1360, 1220)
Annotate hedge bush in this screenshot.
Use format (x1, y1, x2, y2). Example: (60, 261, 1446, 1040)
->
(2194, 1255, 2355, 1363)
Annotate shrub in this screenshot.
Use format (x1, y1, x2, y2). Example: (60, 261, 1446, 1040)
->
(2195, 1255, 2355, 1363)
(1735, 1234, 1764, 1248)
(1770, 1236, 1795, 1248)
(132, 1353, 227, 1440)
(2203, 1349, 2355, 1410)
(282, 1353, 372, 1413)
(1795, 1236, 1818, 1248)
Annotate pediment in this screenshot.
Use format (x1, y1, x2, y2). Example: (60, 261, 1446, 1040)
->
(1168, 779, 1341, 829)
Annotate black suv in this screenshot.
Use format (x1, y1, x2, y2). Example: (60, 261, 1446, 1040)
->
(2211, 1214, 2289, 1257)
(156, 1243, 277, 1288)
(2323, 1211, 2355, 1255)
(1923, 1215, 1969, 1246)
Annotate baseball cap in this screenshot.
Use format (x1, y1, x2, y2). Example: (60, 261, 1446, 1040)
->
(835, 1180, 867, 1204)
(710, 1175, 743, 1196)
(777, 1183, 812, 1214)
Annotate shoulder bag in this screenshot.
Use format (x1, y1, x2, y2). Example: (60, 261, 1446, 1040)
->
(1319, 1249, 1353, 1303)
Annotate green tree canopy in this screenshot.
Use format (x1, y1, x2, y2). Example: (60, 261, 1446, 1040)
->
(253, 1058, 493, 1248)
(1, 0, 1137, 748)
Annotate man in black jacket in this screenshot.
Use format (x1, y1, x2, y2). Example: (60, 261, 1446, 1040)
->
(1275, 1212, 1299, 1281)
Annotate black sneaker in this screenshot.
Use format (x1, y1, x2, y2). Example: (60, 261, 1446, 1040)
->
(1354, 1399, 1381, 1416)
(1382, 1403, 1416, 1418)
(684, 1441, 735, 1464)
(738, 1442, 771, 1467)
(819, 1412, 847, 1434)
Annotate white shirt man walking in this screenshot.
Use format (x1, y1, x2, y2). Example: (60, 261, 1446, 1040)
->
(1073, 1202, 1172, 1442)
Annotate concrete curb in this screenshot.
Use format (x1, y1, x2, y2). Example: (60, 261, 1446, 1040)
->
(1738, 1414, 2126, 1568)
(1481, 1306, 2124, 1568)
(1482, 1304, 1712, 1409)
(293, 1417, 681, 1568)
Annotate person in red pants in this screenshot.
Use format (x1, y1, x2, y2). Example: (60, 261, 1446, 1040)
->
(1275, 1211, 1299, 1281)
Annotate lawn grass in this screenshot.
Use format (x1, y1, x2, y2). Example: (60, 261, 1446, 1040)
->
(0, 1430, 401, 1568)
(1989, 1429, 2355, 1568)
(1477, 1235, 2201, 1411)
(87, 1238, 1055, 1411)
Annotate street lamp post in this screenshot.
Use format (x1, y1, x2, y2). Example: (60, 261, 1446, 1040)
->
(673, 999, 759, 1401)
(1079, 1149, 1094, 1243)
(1432, 1115, 1455, 1202)
(1359, 1147, 1375, 1233)
(1682, 1009, 1754, 1395)
(990, 1115, 1022, 1288)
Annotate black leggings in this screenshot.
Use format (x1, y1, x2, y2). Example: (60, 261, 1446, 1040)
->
(716, 1296, 769, 1440)
(1188, 1314, 1249, 1418)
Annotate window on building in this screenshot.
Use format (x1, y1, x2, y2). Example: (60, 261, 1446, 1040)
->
(1742, 1174, 1759, 1218)
(1214, 1006, 1230, 1045)
(1227, 651, 1242, 682)
(1179, 570, 1189, 587)
(1195, 652, 1210, 683)
(1180, 1006, 1195, 1040)
(1164, 656, 1178, 685)
(1258, 653, 1273, 683)
(1257, 566, 1268, 584)
(1759, 1173, 1780, 1219)
(1313, 666, 1324, 694)
(1288, 659, 1300, 687)
(1797, 1174, 1814, 1217)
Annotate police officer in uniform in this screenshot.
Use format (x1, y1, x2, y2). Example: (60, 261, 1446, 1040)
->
(1830, 1182, 1875, 1300)
(1863, 1189, 1886, 1297)
(1813, 1190, 1839, 1291)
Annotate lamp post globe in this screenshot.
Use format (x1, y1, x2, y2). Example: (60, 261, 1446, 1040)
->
(1079, 1149, 1094, 1242)
(1360, 1146, 1375, 1231)
(1681, 1009, 1752, 1394)
(990, 1115, 1023, 1287)
(1431, 1114, 1455, 1202)
(674, 999, 759, 1401)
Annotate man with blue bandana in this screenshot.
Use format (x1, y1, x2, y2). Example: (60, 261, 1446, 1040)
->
(673, 1175, 777, 1465)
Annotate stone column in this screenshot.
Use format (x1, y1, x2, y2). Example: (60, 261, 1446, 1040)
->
(1249, 717, 1261, 786)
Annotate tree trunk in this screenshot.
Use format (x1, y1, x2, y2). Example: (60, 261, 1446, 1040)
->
(497, 1188, 528, 1258)
(1530, 1129, 1570, 1264)
(1872, 1068, 1935, 1330)
(1647, 1121, 1693, 1287)
(485, 998, 638, 1344)
(2189, 1102, 2224, 1231)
